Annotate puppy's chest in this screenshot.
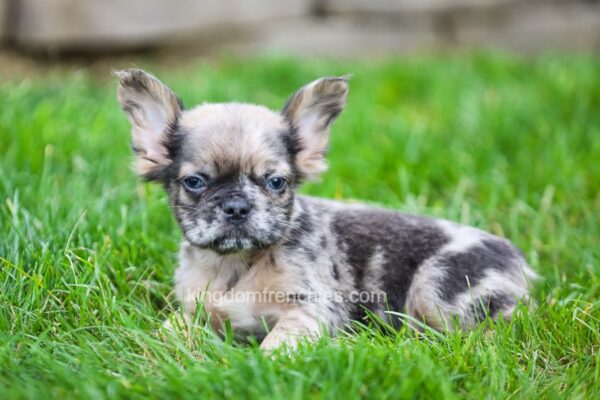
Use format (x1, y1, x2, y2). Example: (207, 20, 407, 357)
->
(174, 252, 288, 332)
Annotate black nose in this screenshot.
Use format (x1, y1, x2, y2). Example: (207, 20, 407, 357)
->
(221, 197, 251, 222)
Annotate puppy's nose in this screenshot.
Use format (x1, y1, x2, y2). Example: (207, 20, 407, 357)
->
(221, 197, 251, 222)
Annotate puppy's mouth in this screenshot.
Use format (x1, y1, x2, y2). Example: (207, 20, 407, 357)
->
(209, 227, 270, 254)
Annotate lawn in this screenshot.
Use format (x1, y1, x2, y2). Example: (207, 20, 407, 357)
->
(1, 53, 599, 399)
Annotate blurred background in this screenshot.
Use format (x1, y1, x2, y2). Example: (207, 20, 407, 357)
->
(1, 0, 600, 74)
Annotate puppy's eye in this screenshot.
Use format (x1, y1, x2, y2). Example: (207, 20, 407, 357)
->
(266, 177, 287, 192)
(183, 175, 206, 191)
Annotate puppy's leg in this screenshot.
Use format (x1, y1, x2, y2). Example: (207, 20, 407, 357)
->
(406, 242, 536, 330)
(260, 308, 321, 351)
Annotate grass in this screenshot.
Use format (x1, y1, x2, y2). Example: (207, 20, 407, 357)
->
(1, 53, 599, 399)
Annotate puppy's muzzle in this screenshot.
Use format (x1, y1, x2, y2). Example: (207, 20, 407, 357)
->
(220, 195, 252, 224)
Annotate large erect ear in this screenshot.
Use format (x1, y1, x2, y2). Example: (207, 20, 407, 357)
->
(116, 69, 183, 178)
(282, 76, 349, 180)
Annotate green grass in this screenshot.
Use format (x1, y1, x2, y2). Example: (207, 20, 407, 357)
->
(1, 53, 599, 399)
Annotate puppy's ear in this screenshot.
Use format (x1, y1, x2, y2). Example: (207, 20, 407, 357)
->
(282, 76, 348, 180)
(116, 69, 183, 179)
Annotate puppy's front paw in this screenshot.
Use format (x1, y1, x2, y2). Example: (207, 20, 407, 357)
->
(259, 335, 284, 352)
(259, 332, 302, 353)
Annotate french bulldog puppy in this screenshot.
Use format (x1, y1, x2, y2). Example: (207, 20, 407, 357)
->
(116, 69, 536, 350)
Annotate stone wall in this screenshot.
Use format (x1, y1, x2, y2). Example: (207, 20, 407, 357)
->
(8, 0, 312, 51)
(2, 0, 600, 54)
(0, 0, 9, 43)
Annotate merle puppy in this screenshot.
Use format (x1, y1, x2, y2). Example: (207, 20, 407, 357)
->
(116, 69, 536, 350)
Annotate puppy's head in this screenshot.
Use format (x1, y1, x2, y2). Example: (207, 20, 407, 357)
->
(116, 69, 348, 254)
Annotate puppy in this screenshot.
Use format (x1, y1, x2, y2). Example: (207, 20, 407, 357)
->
(116, 69, 536, 350)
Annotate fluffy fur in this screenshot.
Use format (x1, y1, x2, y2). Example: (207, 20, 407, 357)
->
(116, 69, 537, 350)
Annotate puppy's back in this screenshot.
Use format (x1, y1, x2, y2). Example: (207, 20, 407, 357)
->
(299, 195, 536, 328)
